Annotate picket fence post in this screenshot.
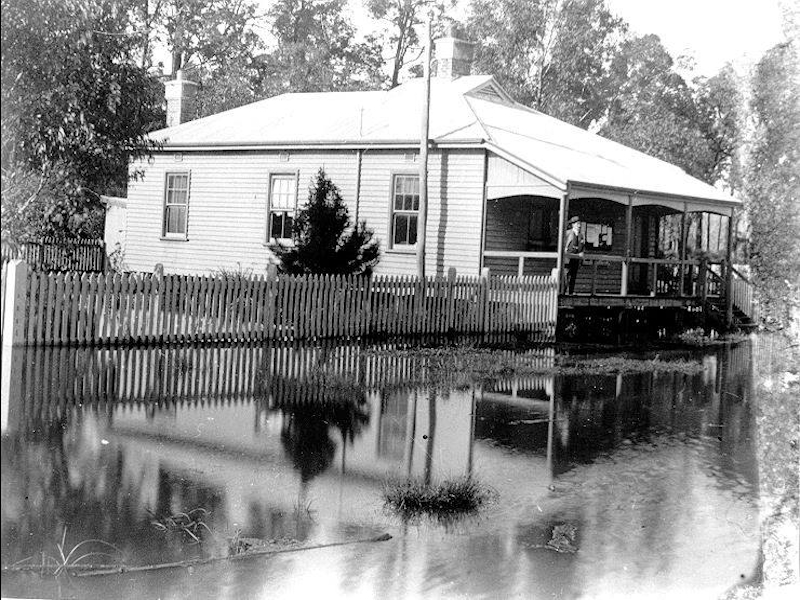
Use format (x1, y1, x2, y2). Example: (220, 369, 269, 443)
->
(480, 267, 490, 334)
(1, 260, 28, 346)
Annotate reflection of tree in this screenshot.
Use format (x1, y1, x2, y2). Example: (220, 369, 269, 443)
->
(280, 407, 337, 483)
(272, 374, 371, 483)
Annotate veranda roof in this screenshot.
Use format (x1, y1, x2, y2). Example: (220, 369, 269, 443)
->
(149, 75, 738, 208)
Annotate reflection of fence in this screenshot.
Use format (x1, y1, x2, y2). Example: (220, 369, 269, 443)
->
(1, 237, 105, 272)
(5, 261, 557, 345)
(4, 342, 556, 428)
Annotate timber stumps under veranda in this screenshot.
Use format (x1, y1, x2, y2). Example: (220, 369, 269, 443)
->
(555, 296, 757, 345)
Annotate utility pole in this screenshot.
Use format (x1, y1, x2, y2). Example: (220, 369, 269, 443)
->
(416, 14, 432, 279)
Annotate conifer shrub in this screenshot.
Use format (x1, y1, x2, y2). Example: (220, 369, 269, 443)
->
(270, 169, 380, 275)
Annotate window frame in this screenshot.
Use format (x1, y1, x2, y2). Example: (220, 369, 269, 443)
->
(161, 171, 191, 240)
(388, 172, 420, 251)
(266, 171, 300, 244)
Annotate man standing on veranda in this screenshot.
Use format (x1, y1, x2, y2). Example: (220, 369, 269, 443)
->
(564, 216, 585, 295)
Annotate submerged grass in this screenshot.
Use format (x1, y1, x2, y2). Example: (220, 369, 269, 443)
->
(373, 346, 706, 383)
(677, 328, 752, 347)
(6, 527, 123, 576)
(555, 355, 706, 375)
(383, 476, 496, 518)
(149, 508, 212, 543)
(50, 527, 122, 576)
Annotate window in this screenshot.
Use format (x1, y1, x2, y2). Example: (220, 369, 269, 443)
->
(163, 172, 190, 238)
(584, 222, 614, 250)
(268, 174, 297, 241)
(392, 174, 419, 247)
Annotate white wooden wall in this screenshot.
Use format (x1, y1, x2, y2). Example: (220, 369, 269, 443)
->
(124, 148, 485, 277)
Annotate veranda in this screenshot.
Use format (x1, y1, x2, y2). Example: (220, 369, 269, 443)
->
(481, 180, 758, 329)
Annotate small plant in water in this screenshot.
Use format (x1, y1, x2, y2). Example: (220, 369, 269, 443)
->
(149, 508, 212, 543)
(677, 327, 750, 346)
(383, 476, 496, 518)
(12, 527, 124, 576)
(292, 498, 317, 522)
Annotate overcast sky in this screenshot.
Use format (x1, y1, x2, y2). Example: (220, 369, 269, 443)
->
(605, 0, 785, 75)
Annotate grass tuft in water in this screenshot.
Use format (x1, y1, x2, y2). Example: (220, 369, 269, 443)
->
(556, 355, 705, 375)
(7, 527, 124, 576)
(372, 345, 706, 384)
(383, 476, 496, 518)
(50, 527, 122, 575)
(149, 508, 212, 543)
(677, 328, 751, 347)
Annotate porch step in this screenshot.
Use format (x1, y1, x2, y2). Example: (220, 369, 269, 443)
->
(704, 299, 757, 330)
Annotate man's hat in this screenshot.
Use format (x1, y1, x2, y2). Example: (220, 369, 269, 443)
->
(568, 216, 580, 226)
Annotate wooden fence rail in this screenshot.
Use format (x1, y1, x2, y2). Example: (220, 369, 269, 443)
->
(4, 263, 557, 346)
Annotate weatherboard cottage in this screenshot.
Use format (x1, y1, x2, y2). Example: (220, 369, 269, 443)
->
(115, 34, 754, 328)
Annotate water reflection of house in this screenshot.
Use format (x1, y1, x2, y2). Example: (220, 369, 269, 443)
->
(2, 339, 762, 598)
(2, 342, 560, 542)
(549, 346, 756, 483)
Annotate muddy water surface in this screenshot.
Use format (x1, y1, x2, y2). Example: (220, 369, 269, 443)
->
(1, 340, 760, 599)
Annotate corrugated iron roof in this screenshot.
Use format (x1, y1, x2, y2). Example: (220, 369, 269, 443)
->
(149, 76, 492, 146)
(149, 75, 737, 206)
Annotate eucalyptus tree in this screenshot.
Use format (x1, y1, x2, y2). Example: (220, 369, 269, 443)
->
(598, 34, 725, 183)
(1, 0, 163, 240)
(264, 0, 385, 94)
(367, 0, 456, 88)
(467, 0, 626, 127)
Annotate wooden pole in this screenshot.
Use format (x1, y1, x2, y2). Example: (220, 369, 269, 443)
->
(416, 15, 432, 278)
(679, 203, 687, 297)
(556, 186, 569, 294)
(725, 208, 735, 328)
(354, 149, 363, 224)
(623, 194, 633, 296)
(478, 152, 489, 273)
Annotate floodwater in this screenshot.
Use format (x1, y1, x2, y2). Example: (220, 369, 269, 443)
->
(1, 338, 761, 600)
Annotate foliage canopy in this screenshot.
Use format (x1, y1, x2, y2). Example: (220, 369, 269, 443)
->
(1, 0, 163, 240)
(743, 41, 800, 326)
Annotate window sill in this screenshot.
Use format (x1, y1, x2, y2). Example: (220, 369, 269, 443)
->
(386, 247, 417, 255)
(161, 236, 189, 242)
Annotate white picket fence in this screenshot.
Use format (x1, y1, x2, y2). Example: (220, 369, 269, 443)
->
(1, 261, 558, 346)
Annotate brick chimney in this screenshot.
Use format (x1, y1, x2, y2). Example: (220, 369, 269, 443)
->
(434, 25, 474, 79)
(164, 69, 198, 128)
